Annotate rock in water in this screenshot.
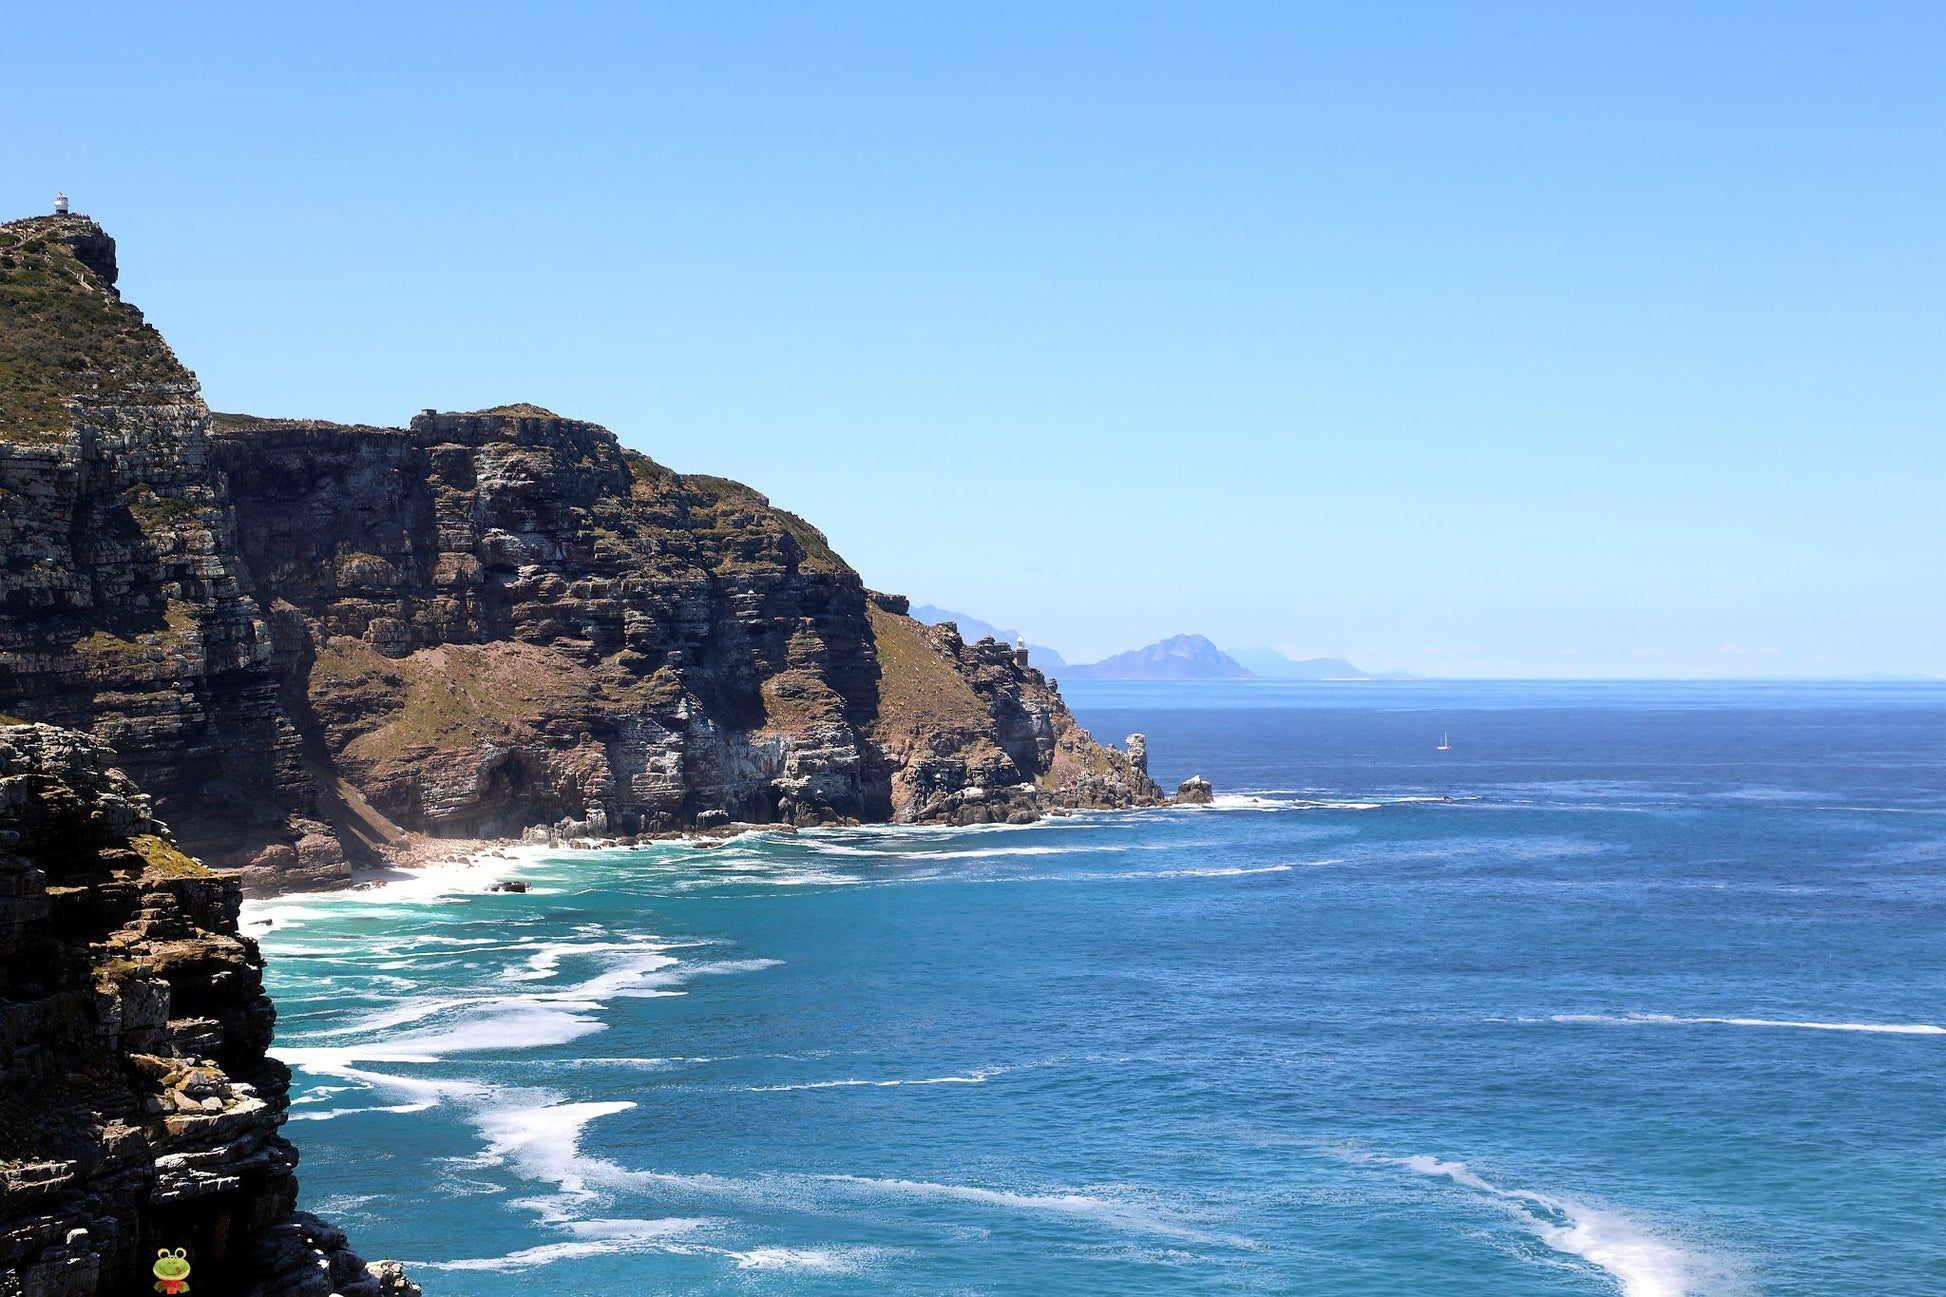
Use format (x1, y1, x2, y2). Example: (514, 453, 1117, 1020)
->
(0, 721, 414, 1296)
(0, 213, 1165, 891)
(1175, 775, 1215, 804)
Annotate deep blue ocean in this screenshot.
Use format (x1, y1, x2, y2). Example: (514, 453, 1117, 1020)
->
(247, 681, 1946, 1295)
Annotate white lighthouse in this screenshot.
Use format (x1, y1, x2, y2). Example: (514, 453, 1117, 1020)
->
(53, 193, 69, 216)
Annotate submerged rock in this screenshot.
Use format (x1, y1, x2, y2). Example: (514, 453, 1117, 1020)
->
(1174, 775, 1216, 805)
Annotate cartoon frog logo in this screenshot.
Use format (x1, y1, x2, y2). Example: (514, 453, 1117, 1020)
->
(152, 1247, 191, 1294)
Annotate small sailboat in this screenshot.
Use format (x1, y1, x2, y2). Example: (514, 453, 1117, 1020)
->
(1436, 732, 1450, 751)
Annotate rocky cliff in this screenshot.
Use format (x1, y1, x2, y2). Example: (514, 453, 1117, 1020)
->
(0, 721, 414, 1296)
(0, 213, 1162, 891)
(0, 215, 321, 888)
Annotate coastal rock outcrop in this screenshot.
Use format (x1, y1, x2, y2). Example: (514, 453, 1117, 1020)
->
(0, 721, 414, 1296)
(866, 613, 1159, 824)
(0, 213, 1167, 890)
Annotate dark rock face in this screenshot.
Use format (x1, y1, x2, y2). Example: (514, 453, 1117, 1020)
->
(0, 722, 416, 1297)
(0, 216, 1166, 891)
(205, 408, 894, 886)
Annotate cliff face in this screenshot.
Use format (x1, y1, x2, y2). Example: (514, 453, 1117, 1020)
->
(206, 407, 892, 882)
(0, 721, 414, 1296)
(0, 215, 1161, 890)
(0, 216, 329, 888)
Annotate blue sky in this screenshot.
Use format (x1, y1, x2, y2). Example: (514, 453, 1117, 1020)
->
(7, 3, 1942, 675)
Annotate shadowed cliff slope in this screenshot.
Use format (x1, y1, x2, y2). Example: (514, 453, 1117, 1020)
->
(0, 214, 1161, 890)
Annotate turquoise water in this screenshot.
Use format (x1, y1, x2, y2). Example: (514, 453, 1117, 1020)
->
(251, 681, 1946, 1295)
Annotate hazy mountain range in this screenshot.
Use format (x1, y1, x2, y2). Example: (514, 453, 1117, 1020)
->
(1227, 648, 1373, 680)
(912, 608, 1376, 681)
(1061, 634, 1254, 680)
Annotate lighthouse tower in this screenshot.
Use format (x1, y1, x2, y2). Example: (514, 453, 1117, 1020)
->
(53, 192, 69, 216)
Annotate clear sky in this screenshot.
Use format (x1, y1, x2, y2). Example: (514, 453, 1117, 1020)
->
(8, 3, 1942, 676)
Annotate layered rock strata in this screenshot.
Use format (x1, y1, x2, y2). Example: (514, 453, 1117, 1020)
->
(0, 213, 1166, 892)
(0, 721, 414, 1296)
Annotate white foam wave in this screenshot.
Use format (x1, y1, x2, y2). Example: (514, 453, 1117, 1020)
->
(814, 1174, 1241, 1246)
(276, 995, 609, 1066)
(1396, 1156, 1701, 1297)
(473, 1099, 639, 1194)
(418, 1217, 711, 1272)
(323, 995, 492, 1034)
(1206, 794, 1293, 812)
(1150, 863, 1293, 878)
(747, 1073, 991, 1092)
(275, 940, 781, 1071)
(1550, 1012, 1944, 1036)
(1208, 793, 1385, 812)
(730, 1246, 870, 1272)
(245, 903, 331, 928)
(1207, 791, 1472, 814)
(507, 938, 670, 980)
(241, 843, 557, 932)
(917, 844, 1119, 861)
(613, 957, 783, 997)
(287, 1101, 434, 1122)
(738, 870, 862, 886)
(389, 1003, 612, 1056)
(277, 1044, 444, 1066)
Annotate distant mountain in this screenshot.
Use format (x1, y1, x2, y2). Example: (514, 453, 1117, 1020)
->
(1229, 648, 1371, 679)
(910, 604, 1068, 672)
(1063, 635, 1256, 681)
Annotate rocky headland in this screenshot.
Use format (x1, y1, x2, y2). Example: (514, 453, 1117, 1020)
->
(0, 212, 1173, 893)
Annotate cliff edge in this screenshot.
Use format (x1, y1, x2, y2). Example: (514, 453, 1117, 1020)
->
(0, 721, 415, 1296)
(0, 214, 1164, 890)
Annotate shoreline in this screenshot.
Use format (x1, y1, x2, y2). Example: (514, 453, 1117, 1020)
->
(247, 799, 1186, 900)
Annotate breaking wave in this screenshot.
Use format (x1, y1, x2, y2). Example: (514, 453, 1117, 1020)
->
(1547, 1012, 1944, 1036)
(1393, 1156, 1707, 1297)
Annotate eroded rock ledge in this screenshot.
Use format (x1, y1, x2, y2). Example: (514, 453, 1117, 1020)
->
(0, 722, 415, 1296)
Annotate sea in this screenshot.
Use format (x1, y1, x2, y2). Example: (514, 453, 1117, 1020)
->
(245, 680, 1946, 1296)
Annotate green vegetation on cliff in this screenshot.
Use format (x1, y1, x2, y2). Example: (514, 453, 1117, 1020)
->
(866, 604, 995, 739)
(130, 832, 216, 879)
(682, 473, 844, 573)
(0, 217, 190, 441)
